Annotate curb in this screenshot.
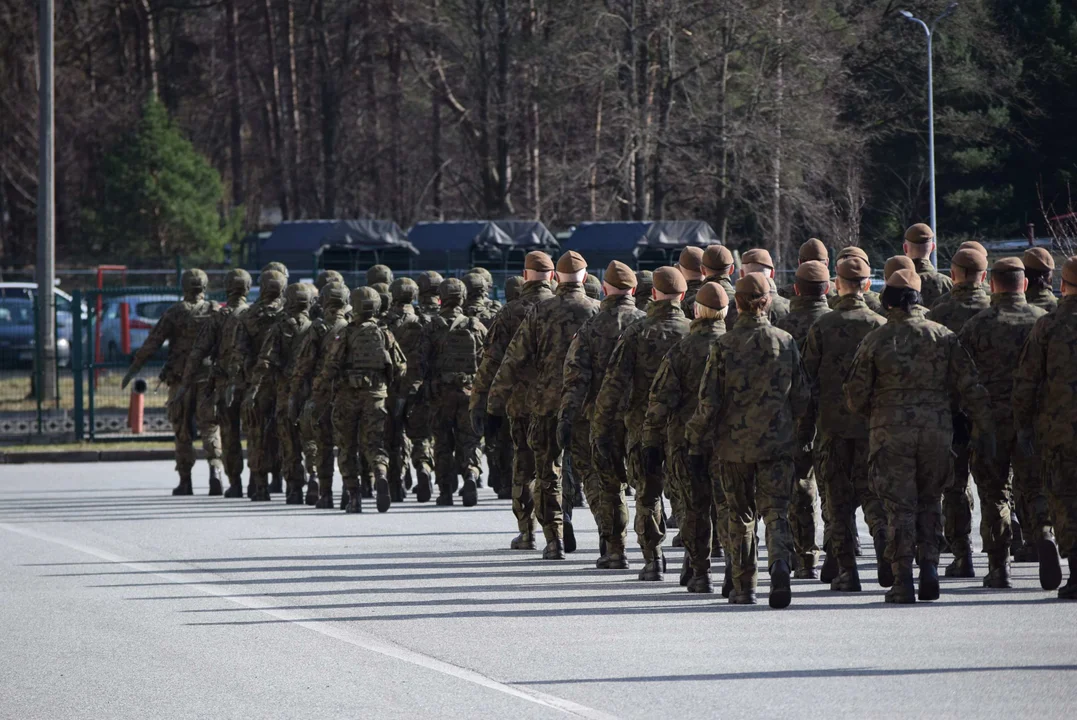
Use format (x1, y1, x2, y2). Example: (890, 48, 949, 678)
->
(0, 449, 208, 465)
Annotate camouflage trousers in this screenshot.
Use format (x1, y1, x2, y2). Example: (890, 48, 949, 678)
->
(943, 443, 975, 556)
(869, 426, 949, 576)
(432, 385, 481, 497)
(720, 458, 795, 593)
(569, 418, 602, 528)
(510, 414, 537, 536)
(243, 384, 279, 486)
(405, 396, 436, 480)
(488, 420, 514, 494)
(301, 400, 336, 494)
(528, 414, 565, 543)
(332, 387, 389, 491)
(168, 379, 222, 475)
(1043, 449, 1077, 558)
(817, 434, 886, 570)
(215, 380, 243, 483)
(275, 386, 305, 488)
(386, 395, 413, 494)
(791, 470, 820, 570)
(300, 408, 317, 480)
(627, 444, 667, 563)
(667, 447, 701, 573)
(592, 432, 630, 552)
(969, 422, 1047, 555)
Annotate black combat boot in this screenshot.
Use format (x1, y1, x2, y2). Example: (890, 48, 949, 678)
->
(224, 480, 244, 499)
(722, 562, 733, 599)
(1059, 556, 1077, 600)
(918, 562, 940, 601)
(496, 484, 513, 500)
(794, 558, 818, 580)
(284, 481, 303, 505)
(172, 472, 194, 496)
(251, 476, 271, 502)
(874, 530, 893, 588)
(208, 467, 223, 496)
(573, 483, 584, 509)
(818, 550, 838, 584)
(339, 487, 350, 510)
(637, 557, 664, 581)
(831, 566, 862, 592)
(543, 538, 566, 561)
(687, 572, 714, 594)
(982, 552, 1013, 589)
(345, 492, 362, 514)
(729, 590, 757, 605)
(460, 473, 478, 508)
(769, 559, 792, 609)
(305, 477, 319, 506)
(885, 569, 916, 604)
(564, 522, 577, 554)
(679, 553, 694, 587)
(389, 482, 405, 504)
(269, 473, 283, 494)
(671, 533, 684, 548)
(945, 550, 976, 578)
(375, 472, 391, 513)
(511, 532, 536, 551)
(1013, 542, 1039, 563)
(315, 490, 334, 509)
(361, 477, 373, 499)
(414, 471, 432, 504)
(435, 491, 454, 506)
(596, 542, 629, 570)
(246, 480, 255, 499)
(1036, 534, 1062, 590)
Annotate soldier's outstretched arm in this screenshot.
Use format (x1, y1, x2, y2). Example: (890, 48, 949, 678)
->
(123, 307, 175, 388)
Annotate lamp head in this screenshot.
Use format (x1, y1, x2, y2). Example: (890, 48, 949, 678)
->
(899, 9, 914, 19)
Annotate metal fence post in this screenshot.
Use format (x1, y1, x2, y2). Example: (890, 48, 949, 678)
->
(87, 293, 96, 441)
(72, 290, 84, 440)
(33, 293, 42, 434)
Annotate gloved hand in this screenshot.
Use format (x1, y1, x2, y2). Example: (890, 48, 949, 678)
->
(688, 454, 708, 484)
(470, 408, 486, 436)
(121, 369, 137, 390)
(556, 418, 572, 450)
(642, 446, 662, 476)
(974, 430, 997, 461)
(1016, 428, 1035, 459)
(486, 412, 504, 437)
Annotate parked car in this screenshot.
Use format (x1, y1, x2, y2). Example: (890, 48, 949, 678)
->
(98, 294, 180, 362)
(0, 296, 72, 368)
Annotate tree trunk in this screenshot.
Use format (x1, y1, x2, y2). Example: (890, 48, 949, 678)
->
(430, 0, 444, 218)
(590, 87, 603, 221)
(284, 0, 302, 216)
(262, 0, 290, 218)
(135, 0, 159, 99)
(495, 0, 511, 215)
(771, 0, 784, 268)
(224, 0, 244, 208)
(361, 0, 381, 215)
(387, 1, 404, 222)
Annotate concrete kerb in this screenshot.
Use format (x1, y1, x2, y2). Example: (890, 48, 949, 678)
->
(0, 449, 208, 464)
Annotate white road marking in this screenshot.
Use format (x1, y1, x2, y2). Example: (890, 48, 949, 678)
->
(1, 522, 619, 720)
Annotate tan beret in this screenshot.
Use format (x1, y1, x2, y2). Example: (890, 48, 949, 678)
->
(884, 255, 916, 280)
(992, 257, 1024, 273)
(795, 260, 831, 283)
(904, 223, 935, 244)
(1063, 256, 1077, 286)
(959, 240, 987, 255)
(1024, 247, 1055, 271)
(741, 248, 774, 268)
(887, 268, 923, 291)
(799, 238, 829, 263)
(652, 266, 688, 295)
(678, 246, 704, 273)
(556, 250, 587, 273)
(735, 272, 770, 296)
(702, 245, 735, 271)
(695, 282, 729, 310)
(837, 257, 871, 281)
(604, 260, 637, 290)
(838, 246, 869, 262)
(951, 248, 988, 272)
(525, 250, 554, 272)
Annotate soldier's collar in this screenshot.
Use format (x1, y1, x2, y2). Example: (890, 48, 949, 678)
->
(912, 258, 936, 274)
(835, 294, 866, 309)
(990, 291, 1026, 307)
(789, 294, 829, 309)
(601, 294, 635, 309)
(647, 298, 685, 316)
(734, 312, 769, 328)
(690, 317, 723, 333)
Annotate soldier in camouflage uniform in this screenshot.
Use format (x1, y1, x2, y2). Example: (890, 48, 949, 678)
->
(367, 264, 393, 286)
(468, 267, 502, 314)
(829, 247, 884, 315)
(560, 261, 645, 566)
(249, 283, 315, 504)
(643, 282, 728, 592)
(926, 248, 990, 578)
(406, 271, 444, 492)
(584, 273, 602, 300)
(462, 273, 498, 329)
(315, 287, 406, 513)
(289, 281, 349, 508)
(473, 254, 556, 541)
(384, 278, 425, 502)
(310, 270, 344, 321)
(686, 272, 809, 608)
(677, 246, 705, 318)
(301, 270, 345, 486)
(958, 258, 1051, 588)
(903, 223, 953, 308)
(181, 268, 251, 498)
(635, 270, 654, 312)
(489, 252, 598, 558)
(419, 278, 487, 507)
(122, 269, 222, 496)
(845, 269, 995, 604)
(1013, 256, 1077, 599)
(740, 248, 790, 325)
(802, 256, 888, 591)
(226, 270, 286, 499)
(1024, 248, 1058, 313)
(593, 267, 690, 580)
(775, 261, 832, 580)
(778, 239, 834, 302)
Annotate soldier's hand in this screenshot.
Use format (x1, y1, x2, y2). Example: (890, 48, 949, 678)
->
(486, 412, 504, 437)
(974, 430, 997, 461)
(642, 446, 662, 476)
(121, 369, 137, 390)
(1016, 428, 1036, 459)
(556, 418, 572, 450)
(688, 454, 708, 484)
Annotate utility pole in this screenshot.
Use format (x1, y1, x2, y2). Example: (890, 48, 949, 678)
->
(37, 0, 57, 402)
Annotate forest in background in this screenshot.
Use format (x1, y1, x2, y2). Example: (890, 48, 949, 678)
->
(1, 0, 1075, 268)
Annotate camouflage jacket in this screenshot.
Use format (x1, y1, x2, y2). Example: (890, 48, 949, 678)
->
(1026, 286, 1058, 313)
(592, 299, 691, 450)
(385, 304, 426, 399)
(1013, 295, 1077, 450)
(685, 313, 810, 462)
(913, 258, 954, 309)
(682, 278, 704, 319)
(643, 317, 725, 450)
(829, 288, 884, 315)
(844, 307, 993, 433)
(130, 296, 218, 386)
(464, 297, 499, 329)
(560, 294, 645, 425)
(488, 283, 597, 418)
(471, 280, 555, 416)
(767, 281, 791, 325)
(704, 274, 739, 331)
(417, 297, 441, 324)
(958, 292, 1045, 429)
(802, 295, 887, 439)
(226, 296, 284, 386)
(776, 295, 831, 344)
(926, 283, 990, 334)
(252, 311, 313, 386)
(289, 309, 349, 405)
(183, 297, 248, 386)
(314, 318, 407, 400)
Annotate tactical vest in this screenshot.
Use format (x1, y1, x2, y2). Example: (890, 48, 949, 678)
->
(389, 311, 424, 366)
(345, 320, 391, 389)
(163, 298, 216, 382)
(438, 315, 482, 379)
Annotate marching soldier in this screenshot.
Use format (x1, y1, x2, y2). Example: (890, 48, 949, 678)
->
(701, 245, 738, 330)
(1024, 248, 1059, 313)
(635, 270, 654, 312)
(739, 248, 790, 324)
(903, 223, 953, 308)
(677, 246, 705, 318)
(384, 278, 425, 502)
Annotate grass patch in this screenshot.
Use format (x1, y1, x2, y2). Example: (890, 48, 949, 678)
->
(0, 369, 170, 412)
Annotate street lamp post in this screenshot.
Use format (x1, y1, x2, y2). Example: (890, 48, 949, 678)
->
(899, 2, 957, 268)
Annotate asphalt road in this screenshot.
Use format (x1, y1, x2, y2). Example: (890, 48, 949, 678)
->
(1, 461, 1075, 719)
